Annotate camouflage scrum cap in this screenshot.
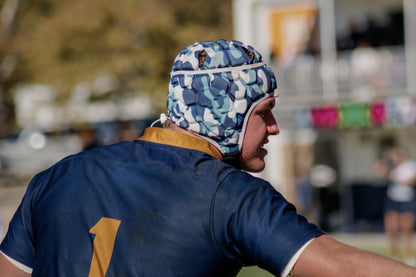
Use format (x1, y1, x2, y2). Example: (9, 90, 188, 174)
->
(167, 39, 277, 155)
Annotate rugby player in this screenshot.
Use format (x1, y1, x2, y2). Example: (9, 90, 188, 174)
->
(1, 40, 415, 276)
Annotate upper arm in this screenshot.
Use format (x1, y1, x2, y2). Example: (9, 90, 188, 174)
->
(291, 234, 347, 276)
(292, 234, 416, 277)
(0, 252, 31, 277)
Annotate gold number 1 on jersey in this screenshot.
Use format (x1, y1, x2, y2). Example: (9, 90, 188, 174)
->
(88, 217, 121, 277)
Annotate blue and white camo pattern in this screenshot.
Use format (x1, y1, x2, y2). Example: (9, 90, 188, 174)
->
(167, 40, 277, 154)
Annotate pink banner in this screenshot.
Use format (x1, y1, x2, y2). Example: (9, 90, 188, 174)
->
(369, 100, 386, 126)
(311, 105, 338, 129)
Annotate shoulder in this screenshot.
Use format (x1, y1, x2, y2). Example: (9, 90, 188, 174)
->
(217, 170, 281, 199)
(212, 170, 292, 225)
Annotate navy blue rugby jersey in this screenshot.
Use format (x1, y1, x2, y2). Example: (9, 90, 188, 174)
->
(0, 127, 323, 277)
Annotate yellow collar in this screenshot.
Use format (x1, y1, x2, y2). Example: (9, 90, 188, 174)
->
(137, 127, 223, 161)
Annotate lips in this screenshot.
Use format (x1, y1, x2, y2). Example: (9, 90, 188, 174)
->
(259, 144, 268, 156)
(259, 136, 270, 156)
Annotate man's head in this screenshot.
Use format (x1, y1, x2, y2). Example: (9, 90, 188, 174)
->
(167, 40, 278, 170)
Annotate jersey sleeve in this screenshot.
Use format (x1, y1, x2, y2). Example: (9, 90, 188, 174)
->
(211, 171, 324, 276)
(0, 171, 48, 269)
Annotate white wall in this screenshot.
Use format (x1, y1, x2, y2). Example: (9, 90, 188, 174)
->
(337, 131, 378, 183)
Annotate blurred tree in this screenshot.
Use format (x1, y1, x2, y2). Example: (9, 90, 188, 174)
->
(0, 0, 22, 137)
(0, 0, 232, 136)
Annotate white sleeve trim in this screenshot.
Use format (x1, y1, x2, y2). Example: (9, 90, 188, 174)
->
(281, 238, 314, 277)
(0, 250, 33, 274)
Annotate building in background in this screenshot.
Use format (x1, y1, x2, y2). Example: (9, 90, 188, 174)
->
(234, 0, 416, 232)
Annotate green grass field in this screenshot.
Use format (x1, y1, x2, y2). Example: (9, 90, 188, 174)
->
(237, 266, 275, 277)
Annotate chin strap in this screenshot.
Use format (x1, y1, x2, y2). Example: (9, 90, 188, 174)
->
(151, 113, 169, 127)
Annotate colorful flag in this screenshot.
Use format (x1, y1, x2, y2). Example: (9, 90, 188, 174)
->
(311, 104, 338, 129)
(369, 100, 385, 126)
(339, 102, 369, 129)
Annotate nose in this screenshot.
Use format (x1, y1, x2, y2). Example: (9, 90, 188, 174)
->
(265, 111, 280, 135)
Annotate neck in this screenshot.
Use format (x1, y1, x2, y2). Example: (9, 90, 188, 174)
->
(165, 124, 224, 159)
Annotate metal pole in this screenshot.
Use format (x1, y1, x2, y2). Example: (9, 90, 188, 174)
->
(319, 0, 338, 101)
(403, 0, 416, 95)
(233, 0, 254, 44)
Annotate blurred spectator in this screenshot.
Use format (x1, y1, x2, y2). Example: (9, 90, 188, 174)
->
(295, 172, 314, 219)
(350, 39, 390, 97)
(117, 121, 139, 142)
(309, 164, 338, 231)
(337, 11, 404, 51)
(76, 125, 99, 150)
(378, 147, 416, 265)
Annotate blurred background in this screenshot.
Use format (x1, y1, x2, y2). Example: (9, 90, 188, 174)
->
(0, 0, 416, 275)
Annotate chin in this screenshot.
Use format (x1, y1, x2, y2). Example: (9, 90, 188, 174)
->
(241, 159, 266, 173)
(252, 164, 266, 173)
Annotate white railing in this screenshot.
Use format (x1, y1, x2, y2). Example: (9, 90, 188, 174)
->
(273, 46, 408, 106)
